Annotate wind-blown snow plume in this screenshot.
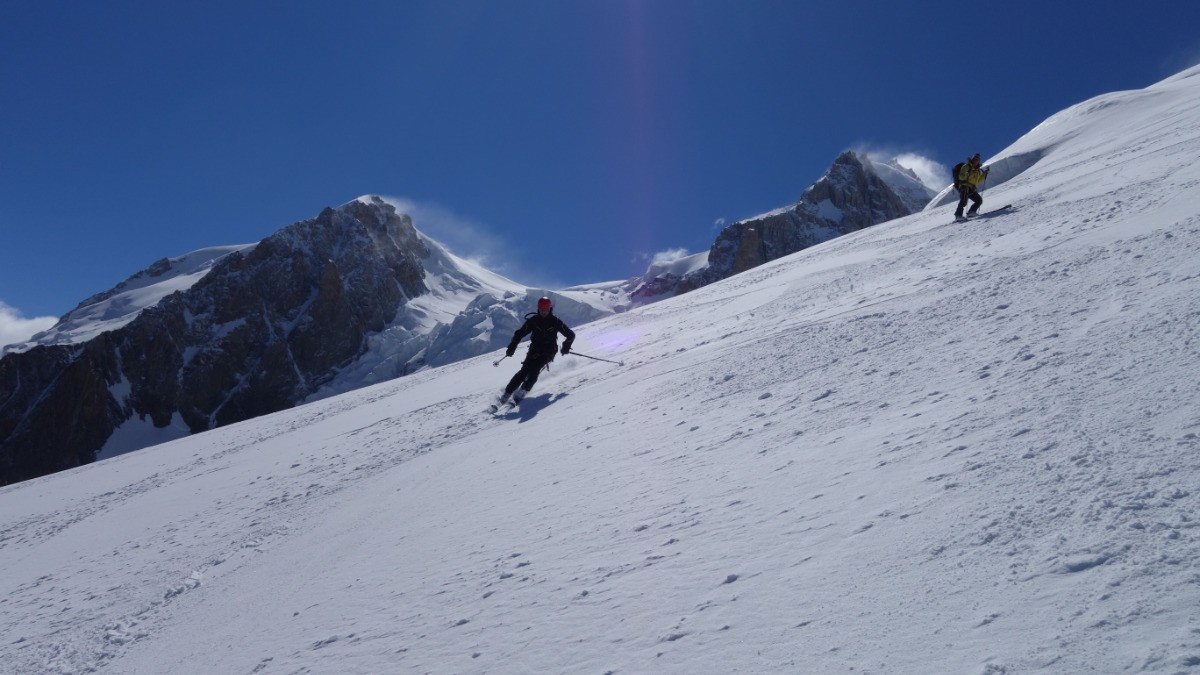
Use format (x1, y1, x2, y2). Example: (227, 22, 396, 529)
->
(380, 195, 544, 286)
(854, 146, 947, 191)
(648, 248, 691, 265)
(891, 152, 948, 190)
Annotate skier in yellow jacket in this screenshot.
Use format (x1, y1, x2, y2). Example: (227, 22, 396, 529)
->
(954, 153, 990, 221)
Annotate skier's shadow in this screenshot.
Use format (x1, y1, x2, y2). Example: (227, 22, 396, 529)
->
(977, 204, 1019, 219)
(515, 392, 568, 422)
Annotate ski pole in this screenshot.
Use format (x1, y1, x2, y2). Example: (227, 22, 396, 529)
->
(568, 351, 624, 366)
(492, 354, 510, 367)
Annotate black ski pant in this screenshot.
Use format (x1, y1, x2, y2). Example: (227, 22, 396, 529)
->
(956, 186, 982, 217)
(505, 348, 556, 396)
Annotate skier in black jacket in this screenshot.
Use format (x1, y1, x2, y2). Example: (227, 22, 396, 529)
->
(498, 296, 575, 407)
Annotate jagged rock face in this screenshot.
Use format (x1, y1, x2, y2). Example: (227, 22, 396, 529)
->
(0, 198, 429, 485)
(802, 152, 920, 227)
(631, 151, 934, 302)
(0, 338, 123, 481)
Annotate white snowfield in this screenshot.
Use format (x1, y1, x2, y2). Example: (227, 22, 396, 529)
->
(1, 244, 256, 354)
(3, 66, 1200, 674)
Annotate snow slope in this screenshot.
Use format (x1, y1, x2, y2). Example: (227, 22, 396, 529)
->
(2, 67, 1200, 673)
(1, 245, 255, 354)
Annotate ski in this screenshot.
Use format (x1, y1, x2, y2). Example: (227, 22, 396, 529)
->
(487, 402, 518, 416)
(486, 395, 519, 415)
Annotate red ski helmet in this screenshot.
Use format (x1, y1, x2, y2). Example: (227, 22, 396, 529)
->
(537, 296, 553, 312)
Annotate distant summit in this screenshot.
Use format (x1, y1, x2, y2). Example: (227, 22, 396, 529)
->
(630, 151, 935, 302)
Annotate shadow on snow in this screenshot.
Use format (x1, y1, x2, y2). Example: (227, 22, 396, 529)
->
(515, 392, 569, 423)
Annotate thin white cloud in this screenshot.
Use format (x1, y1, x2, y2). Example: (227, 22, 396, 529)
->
(0, 301, 57, 350)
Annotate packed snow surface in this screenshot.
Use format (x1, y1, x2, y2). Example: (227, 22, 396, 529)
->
(2, 67, 1200, 673)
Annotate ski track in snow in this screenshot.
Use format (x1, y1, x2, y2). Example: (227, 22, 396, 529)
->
(3, 68, 1200, 674)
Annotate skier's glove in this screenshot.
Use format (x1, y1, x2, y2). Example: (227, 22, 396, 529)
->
(506, 343, 516, 357)
(560, 343, 571, 356)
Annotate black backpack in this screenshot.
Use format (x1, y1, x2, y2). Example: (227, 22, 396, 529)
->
(951, 162, 965, 188)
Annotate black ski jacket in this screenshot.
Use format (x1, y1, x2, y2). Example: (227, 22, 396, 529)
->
(510, 312, 574, 355)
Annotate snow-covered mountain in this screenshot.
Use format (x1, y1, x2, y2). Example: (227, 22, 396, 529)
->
(3, 65, 1198, 674)
(312, 235, 627, 402)
(630, 151, 936, 301)
(0, 198, 632, 484)
(2, 245, 257, 352)
(1, 148, 931, 483)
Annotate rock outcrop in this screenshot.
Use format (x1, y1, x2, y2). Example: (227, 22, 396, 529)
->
(0, 197, 428, 484)
(631, 152, 935, 302)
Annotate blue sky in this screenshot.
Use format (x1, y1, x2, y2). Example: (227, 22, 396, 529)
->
(3, 1, 1199, 335)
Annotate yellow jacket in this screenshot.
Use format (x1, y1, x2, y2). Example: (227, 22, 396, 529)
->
(957, 161, 989, 189)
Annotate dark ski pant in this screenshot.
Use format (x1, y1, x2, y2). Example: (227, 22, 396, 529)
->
(505, 349, 556, 396)
(956, 186, 982, 217)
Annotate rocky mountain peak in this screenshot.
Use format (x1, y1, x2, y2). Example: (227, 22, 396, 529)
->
(0, 196, 438, 484)
(630, 151, 936, 303)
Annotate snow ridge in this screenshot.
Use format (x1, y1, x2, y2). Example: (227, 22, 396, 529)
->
(2, 245, 254, 354)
